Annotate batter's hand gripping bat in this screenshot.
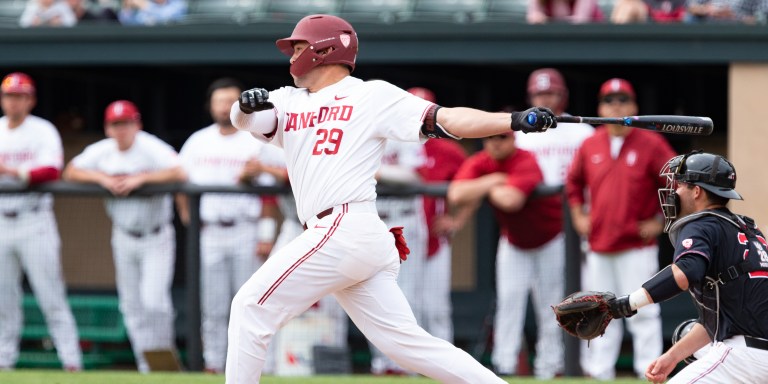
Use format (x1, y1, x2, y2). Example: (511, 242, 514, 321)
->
(555, 115, 713, 135)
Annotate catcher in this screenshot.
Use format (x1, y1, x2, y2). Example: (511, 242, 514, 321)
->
(553, 151, 768, 384)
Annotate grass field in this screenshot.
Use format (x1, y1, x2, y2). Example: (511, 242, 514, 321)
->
(0, 370, 646, 384)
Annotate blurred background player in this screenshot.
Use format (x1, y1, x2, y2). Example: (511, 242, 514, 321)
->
(369, 123, 429, 376)
(63, 100, 185, 373)
(0, 72, 83, 372)
(176, 78, 278, 374)
(477, 68, 594, 378)
(566, 78, 674, 380)
(408, 86, 468, 346)
(447, 131, 563, 379)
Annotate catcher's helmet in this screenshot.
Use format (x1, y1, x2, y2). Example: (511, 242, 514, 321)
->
(407, 87, 436, 103)
(671, 318, 698, 364)
(659, 151, 741, 231)
(276, 14, 358, 77)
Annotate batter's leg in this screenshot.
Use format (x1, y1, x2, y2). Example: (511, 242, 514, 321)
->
(336, 265, 506, 384)
(20, 216, 82, 370)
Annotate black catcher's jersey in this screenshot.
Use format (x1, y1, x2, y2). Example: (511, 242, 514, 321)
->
(673, 208, 768, 341)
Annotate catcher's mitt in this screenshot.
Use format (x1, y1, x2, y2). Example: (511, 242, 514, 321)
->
(552, 291, 616, 341)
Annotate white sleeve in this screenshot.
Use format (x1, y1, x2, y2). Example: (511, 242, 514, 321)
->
(369, 81, 432, 142)
(71, 143, 103, 170)
(230, 103, 278, 143)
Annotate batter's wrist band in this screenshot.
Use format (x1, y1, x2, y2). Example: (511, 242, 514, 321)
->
(257, 217, 277, 242)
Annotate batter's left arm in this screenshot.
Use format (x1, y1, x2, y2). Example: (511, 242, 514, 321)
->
(435, 106, 556, 138)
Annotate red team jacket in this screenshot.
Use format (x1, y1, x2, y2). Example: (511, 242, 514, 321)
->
(455, 148, 562, 250)
(418, 139, 467, 258)
(565, 126, 676, 253)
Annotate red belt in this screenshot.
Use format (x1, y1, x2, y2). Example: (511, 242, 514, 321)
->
(303, 208, 334, 230)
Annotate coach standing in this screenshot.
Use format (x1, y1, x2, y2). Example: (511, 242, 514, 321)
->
(566, 78, 674, 380)
(0, 72, 83, 371)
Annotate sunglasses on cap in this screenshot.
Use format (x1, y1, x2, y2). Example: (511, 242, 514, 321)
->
(600, 94, 632, 104)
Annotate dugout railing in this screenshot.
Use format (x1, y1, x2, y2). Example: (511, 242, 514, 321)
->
(0, 181, 693, 375)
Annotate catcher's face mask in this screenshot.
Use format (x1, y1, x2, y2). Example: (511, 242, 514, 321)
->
(658, 154, 688, 233)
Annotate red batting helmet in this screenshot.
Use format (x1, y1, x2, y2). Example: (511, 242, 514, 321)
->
(527, 68, 568, 112)
(1, 72, 36, 95)
(276, 14, 358, 77)
(104, 100, 141, 124)
(407, 87, 436, 103)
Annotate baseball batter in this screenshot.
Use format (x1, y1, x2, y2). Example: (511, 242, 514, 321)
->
(224, 14, 555, 384)
(177, 78, 278, 374)
(600, 151, 768, 384)
(0, 72, 83, 372)
(63, 100, 185, 373)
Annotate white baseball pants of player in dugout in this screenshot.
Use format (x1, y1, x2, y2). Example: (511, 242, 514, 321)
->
(201, 220, 263, 373)
(0, 210, 83, 369)
(493, 233, 565, 379)
(111, 223, 176, 373)
(580, 245, 663, 380)
(226, 201, 505, 384)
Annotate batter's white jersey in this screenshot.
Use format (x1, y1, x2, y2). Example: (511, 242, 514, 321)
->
(514, 119, 594, 186)
(234, 76, 430, 224)
(179, 124, 273, 222)
(70, 131, 180, 230)
(0, 115, 63, 210)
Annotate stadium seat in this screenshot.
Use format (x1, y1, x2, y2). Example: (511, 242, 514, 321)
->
(185, 0, 266, 25)
(485, 0, 529, 23)
(265, 0, 339, 23)
(338, 0, 412, 24)
(410, 0, 486, 23)
(0, 0, 26, 28)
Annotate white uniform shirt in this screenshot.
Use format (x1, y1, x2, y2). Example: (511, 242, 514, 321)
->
(71, 130, 179, 231)
(234, 76, 432, 224)
(0, 115, 63, 212)
(179, 124, 273, 223)
(514, 119, 594, 186)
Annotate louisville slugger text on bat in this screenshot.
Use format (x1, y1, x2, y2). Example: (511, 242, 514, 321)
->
(554, 115, 713, 135)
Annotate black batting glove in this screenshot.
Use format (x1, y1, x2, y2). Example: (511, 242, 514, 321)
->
(608, 295, 637, 319)
(511, 107, 557, 133)
(239, 88, 274, 114)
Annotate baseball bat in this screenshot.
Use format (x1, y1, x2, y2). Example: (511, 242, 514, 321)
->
(555, 115, 713, 135)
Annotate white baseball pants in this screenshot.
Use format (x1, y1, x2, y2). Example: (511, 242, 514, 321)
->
(112, 224, 176, 373)
(226, 202, 504, 384)
(580, 245, 663, 380)
(492, 233, 565, 379)
(201, 221, 263, 372)
(669, 336, 768, 383)
(0, 210, 82, 369)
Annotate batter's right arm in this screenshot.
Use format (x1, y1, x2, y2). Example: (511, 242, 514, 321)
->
(230, 88, 278, 141)
(435, 106, 556, 138)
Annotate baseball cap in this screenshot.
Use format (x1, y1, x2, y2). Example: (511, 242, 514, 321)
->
(1, 72, 36, 95)
(599, 78, 636, 99)
(527, 68, 567, 95)
(407, 87, 436, 103)
(104, 100, 141, 124)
